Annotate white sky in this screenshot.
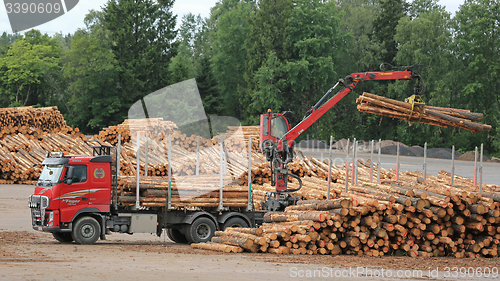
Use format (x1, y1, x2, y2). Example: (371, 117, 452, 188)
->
(0, 0, 464, 35)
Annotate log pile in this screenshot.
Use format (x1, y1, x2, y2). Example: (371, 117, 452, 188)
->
(192, 152, 499, 258)
(0, 108, 263, 183)
(193, 181, 500, 257)
(225, 126, 260, 152)
(356, 92, 492, 133)
(97, 118, 178, 146)
(0, 106, 84, 140)
(0, 133, 93, 184)
(117, 175, 249, 208)
(238, 155, 335, 186)
(116, 133, 264, 177)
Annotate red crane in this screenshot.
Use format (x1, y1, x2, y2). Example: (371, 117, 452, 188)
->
(259, 64, 425, 211)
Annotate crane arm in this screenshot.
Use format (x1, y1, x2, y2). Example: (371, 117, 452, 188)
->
(283, 69, 415, 144)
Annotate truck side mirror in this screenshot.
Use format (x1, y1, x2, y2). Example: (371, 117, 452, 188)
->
(65, 166, 74, 185)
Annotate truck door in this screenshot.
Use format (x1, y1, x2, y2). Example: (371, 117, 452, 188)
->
(88, 162, 111, 212)
(58, 165, 89, 222)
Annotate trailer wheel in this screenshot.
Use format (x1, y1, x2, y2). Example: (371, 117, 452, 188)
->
(72, 216, 100, 245)
(52, 232, 73, 243)
(223, 217, 249, 230)
(185, 217, 216, 243)
(166, 228, 188, 243)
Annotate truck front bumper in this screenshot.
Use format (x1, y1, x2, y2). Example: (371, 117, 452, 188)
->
(32, 223, 72, 233)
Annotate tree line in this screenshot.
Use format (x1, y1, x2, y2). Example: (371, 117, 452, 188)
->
(0, 0, 498, 157)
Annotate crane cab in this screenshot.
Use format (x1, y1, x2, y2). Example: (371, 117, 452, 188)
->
(259, 111, 291, 153)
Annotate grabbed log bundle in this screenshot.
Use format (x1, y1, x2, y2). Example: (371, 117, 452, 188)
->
(356, 92, 492, 133)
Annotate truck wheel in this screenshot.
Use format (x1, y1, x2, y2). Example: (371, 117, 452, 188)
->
(223, 217, 249, 230)
(52, 232, 73, 243)
(185, 217, 216, 243)
(166, 228, 188, 243)
(72, 216, 100, 245)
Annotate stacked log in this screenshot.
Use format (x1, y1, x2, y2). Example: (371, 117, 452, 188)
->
(356, 92, 492, 133)
(116, 175, 249, 208)
(193, 187, 500, 257)
(238, 155, 337, 185)
(116, 134, 264, 178)
(0, 106, 84, 140)
(97, 118, 178, 146)
(191, 153, 500, 257)
(0, 114, 263, 183)
(0, 133, 93, 184)
(225, 126, 260, 152)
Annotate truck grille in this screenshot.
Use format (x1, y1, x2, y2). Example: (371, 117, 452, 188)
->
(29, 195, 50, 227)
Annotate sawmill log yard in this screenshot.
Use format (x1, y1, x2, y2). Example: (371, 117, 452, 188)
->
(0, 105, 499, 281)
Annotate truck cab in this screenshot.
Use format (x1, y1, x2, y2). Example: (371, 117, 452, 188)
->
(259, 111, 291, 152)
(29, 152, 113, 244)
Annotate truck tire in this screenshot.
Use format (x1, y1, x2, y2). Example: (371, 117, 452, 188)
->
(223, 217, 249, 230)
(166, 228, 188, 243)
(185, 217, 216, 243)
(72, 216, 100, 245)
(52, 232, 73, 243)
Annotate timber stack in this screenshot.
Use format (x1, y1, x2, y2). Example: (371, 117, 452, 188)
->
(0, 133, 93, 184)
(97, 118, 178, 146)
(97, 119, 258, 153)
(0, 106, 84, 140)
(115, 133, 264, 177)
(0, 106, 89, 184)
(192, 154, 500, 258)
(116, 175, 249, 208)
(225, 125, 260, 152)
(193, 178, 500, 257)
(238, 155, 336, 186)
(356, 92, 492, 133)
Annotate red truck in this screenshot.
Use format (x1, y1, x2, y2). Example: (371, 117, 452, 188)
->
(29, 143, 261, 244)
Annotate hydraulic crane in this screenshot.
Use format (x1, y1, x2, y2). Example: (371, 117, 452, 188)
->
(259, 64, 426, 211)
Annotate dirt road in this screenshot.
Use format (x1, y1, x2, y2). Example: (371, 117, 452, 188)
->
(1, 185, 499, 281)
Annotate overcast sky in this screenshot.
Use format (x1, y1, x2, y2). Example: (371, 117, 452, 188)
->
(0, 0, 465, 35)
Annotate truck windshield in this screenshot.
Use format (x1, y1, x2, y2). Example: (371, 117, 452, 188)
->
(38, 165, 64, 186)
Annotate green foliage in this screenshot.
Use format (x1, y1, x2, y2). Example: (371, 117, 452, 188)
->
(372, 0, 407, 64)
(407, 0, 443, 18)
(103, 0, 178, 113)
(169, 13, 207, 80)
(197, 56, 220, 116)
(243, 0, 292, 121)
(337, 0, 382, 72)
(209, 0, 254, 120)
(0, 32, 17, 55)
(0, 0, 498, 156)
(283, 0, 347, 133)
(0, 36, 60, 106)
(62, 28, 122, 133)
(454, 0, 500, 154)
(243, 0, 347, 135)
(244, 0, 292, 108)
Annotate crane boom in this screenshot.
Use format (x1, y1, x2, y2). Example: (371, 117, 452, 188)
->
(284, 70, 414, 144)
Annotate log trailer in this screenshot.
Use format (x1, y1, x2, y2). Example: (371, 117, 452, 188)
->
(259, 64, 425, 211)
(28, 64, 424, 245)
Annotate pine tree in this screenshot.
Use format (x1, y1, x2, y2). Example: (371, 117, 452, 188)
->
(197, 56, 220, 116)
(103, 0, 178, 112)
(372, 0, 407, 64)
